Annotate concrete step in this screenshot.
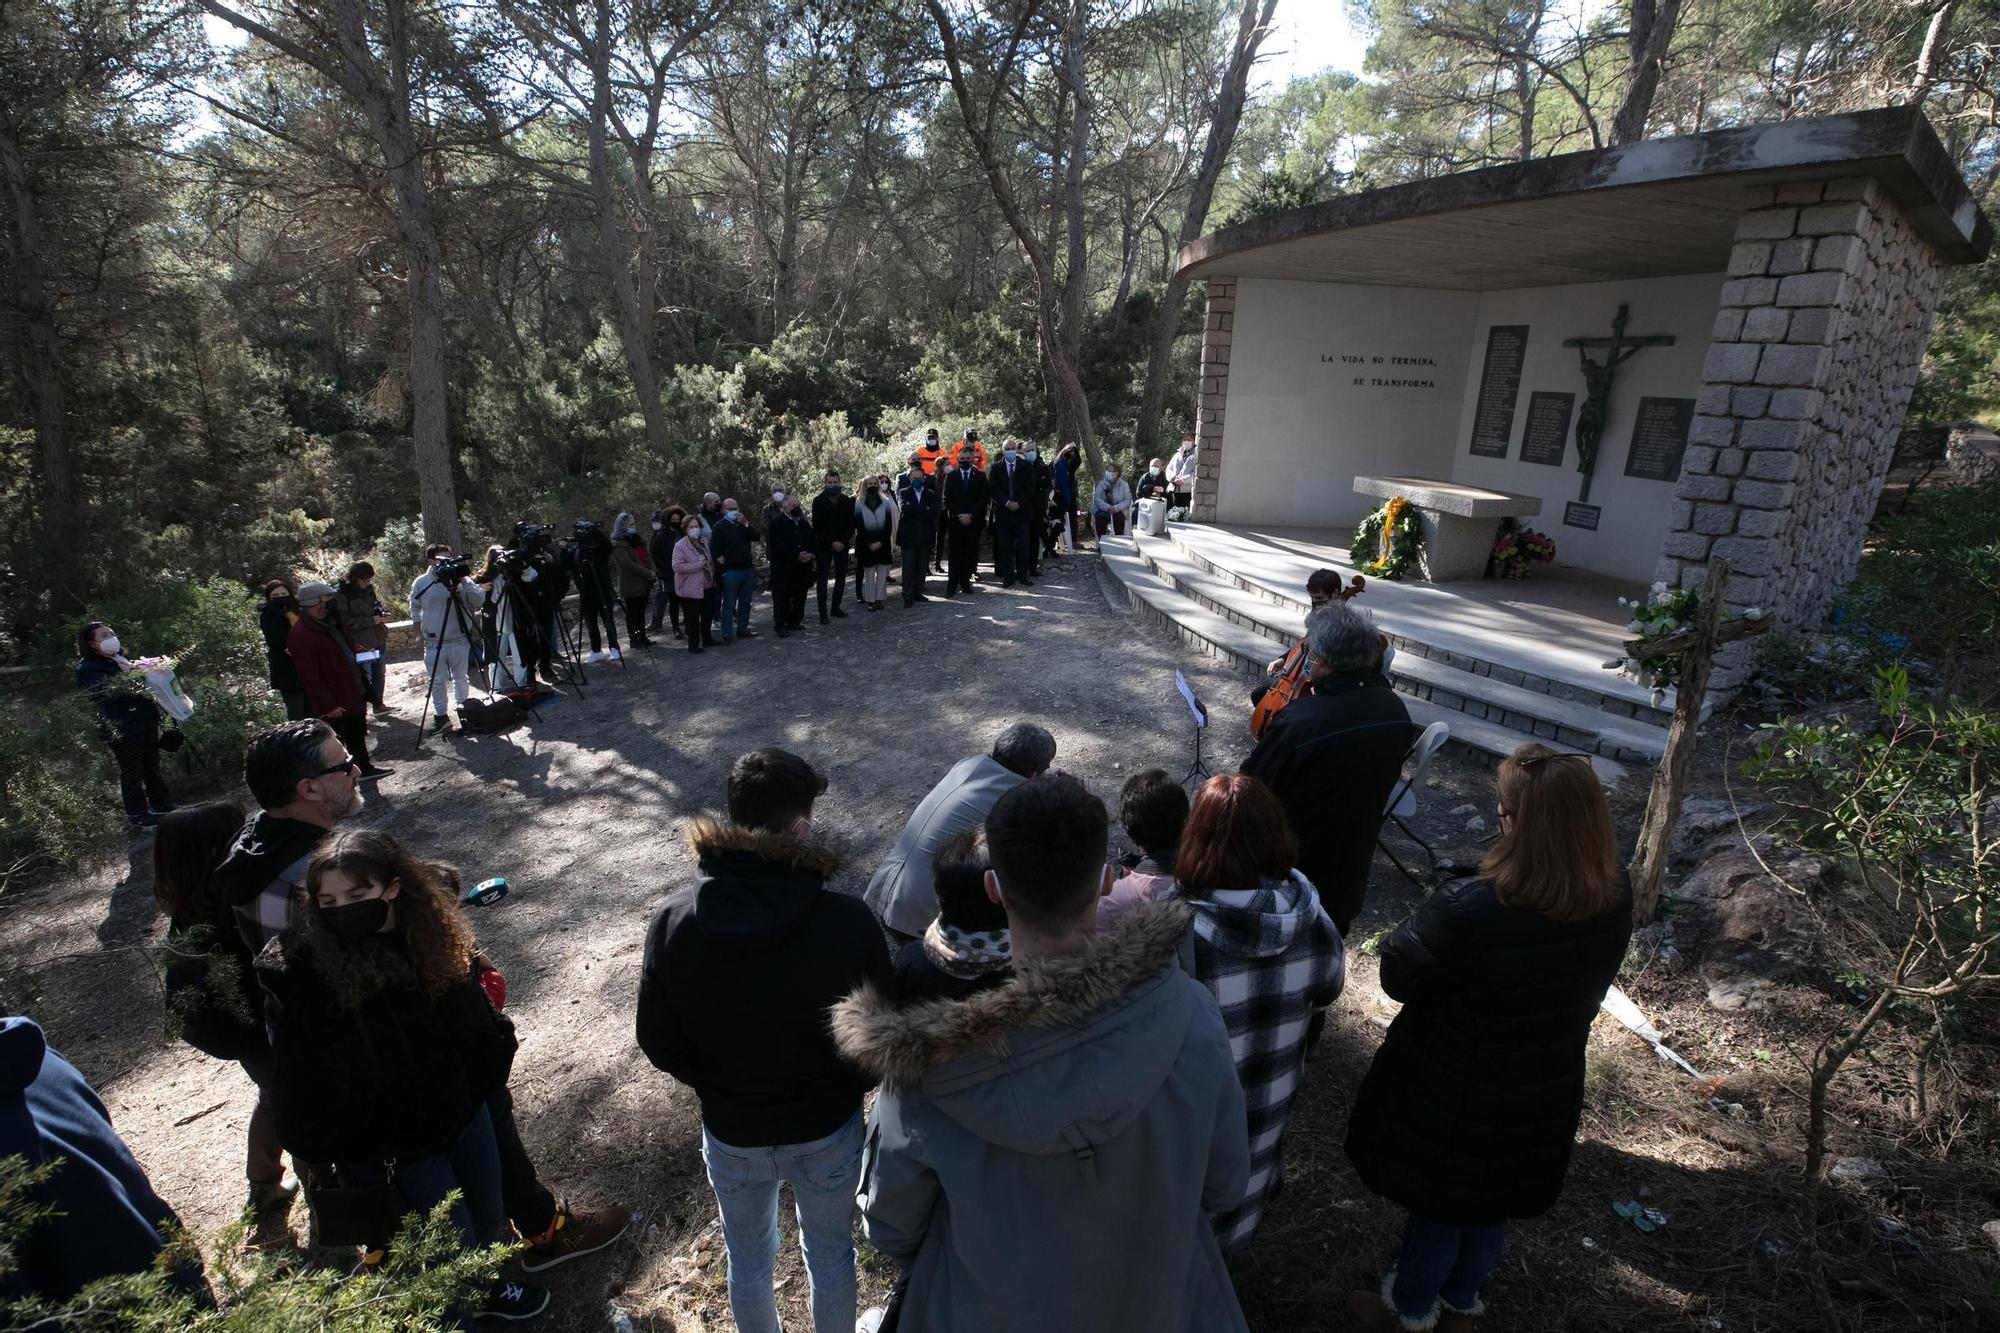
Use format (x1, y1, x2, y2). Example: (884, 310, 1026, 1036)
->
(1125, 536, 1669, 764)
(1099, 539, 1628, 785)
(1157, 523, 1684, 729)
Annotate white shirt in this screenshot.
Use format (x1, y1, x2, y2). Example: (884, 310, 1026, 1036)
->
(1167, 446, 1198, 487)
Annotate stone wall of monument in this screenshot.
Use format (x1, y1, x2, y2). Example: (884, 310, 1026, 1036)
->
(1192, 278, 1234, 522)
(1655, 177, 1947, 687)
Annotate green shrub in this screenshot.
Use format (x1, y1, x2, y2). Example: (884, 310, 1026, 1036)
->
(0, 1155, 507, 1331)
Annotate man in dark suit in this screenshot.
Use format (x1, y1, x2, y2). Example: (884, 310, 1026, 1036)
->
(765, 492, 815, 638)
(896, 456, 939, 607)
(987, 439, 1036, 588)
(810, 470, 855, 624)
(1241, 599, 1414, 935)
(941, 446, 989, 596)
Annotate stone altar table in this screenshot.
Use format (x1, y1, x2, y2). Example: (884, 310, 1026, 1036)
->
(1352, 475, 1542, 582)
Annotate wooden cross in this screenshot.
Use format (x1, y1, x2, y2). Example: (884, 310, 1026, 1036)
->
(1626, 555, 1776, 926)
(1563, 304, 1675, 503)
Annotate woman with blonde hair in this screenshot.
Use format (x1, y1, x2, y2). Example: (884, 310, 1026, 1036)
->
(1343, 744, 1630, 1332)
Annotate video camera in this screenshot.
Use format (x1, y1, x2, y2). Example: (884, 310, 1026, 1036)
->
(571, 518, 607, 551)
(511, 521, 552, 554)
(434, 555, 473, 586)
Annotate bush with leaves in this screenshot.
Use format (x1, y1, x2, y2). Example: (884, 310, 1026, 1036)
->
(1744, 667, 1999, 1330)
(0, 1155, 508, 1332)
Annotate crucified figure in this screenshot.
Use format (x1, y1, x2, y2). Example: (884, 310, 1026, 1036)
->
(1563, 304, 1674, 503)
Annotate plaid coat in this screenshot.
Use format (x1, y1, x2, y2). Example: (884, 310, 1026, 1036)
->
(1176, 871, 1345, 1248)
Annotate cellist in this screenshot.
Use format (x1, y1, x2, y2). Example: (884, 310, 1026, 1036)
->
(1249, 568, 1366, 738)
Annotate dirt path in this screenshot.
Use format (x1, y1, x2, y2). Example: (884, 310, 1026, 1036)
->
(7, 553, 1988, 1332)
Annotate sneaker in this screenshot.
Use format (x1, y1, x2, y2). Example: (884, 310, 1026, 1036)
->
(582, 650, 607, 664)
(739, 629, 760, 639)
(606, 648, 621, 661)
(480, 1278, 550, 1321)
(857, 1309, 888, 1333)
(357, 766, 394, 782)
(520, 1202, 631, 1274)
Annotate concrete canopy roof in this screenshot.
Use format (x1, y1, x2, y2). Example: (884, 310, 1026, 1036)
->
(1178, 107, 1990, 290)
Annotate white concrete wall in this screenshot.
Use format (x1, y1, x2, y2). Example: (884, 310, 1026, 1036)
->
(1215, 277, 1477, 527)
(1449, 272, 1724, 584)
(1215, 271, 1721, 584)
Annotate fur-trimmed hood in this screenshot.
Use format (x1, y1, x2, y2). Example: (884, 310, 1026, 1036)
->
(682, 817, 850, 944)
(832, 899, 1199, 1156)
(686, 816, 849, 878)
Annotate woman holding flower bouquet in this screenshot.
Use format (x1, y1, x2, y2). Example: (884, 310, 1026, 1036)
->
(74, 620, 175, 834)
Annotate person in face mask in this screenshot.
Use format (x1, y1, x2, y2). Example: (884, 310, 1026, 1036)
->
(1135, 457, 1172, 503)
(811, 470, 856, 624)
(258, 580, 309, 720)
(288, 583, 392, 781)
(648, 505, 686, 638)
(1092, 462, 1133, 538)
(267, 828, 546, 1321)
(710, 497, 760, 643)
(74, 620, 174, 834)
(767, 489, 817, 637)
(1021, 442, 1051, 578)
(986, 439, 1035, 588)
(852, 472, 897, 610)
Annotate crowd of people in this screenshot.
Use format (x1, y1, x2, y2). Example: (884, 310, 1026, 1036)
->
(24, 587, 1638, 1333)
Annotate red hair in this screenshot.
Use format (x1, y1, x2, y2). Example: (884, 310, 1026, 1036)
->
(1174, 774, 1298, 897)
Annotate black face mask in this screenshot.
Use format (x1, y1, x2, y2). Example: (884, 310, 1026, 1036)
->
(320, 897, 391, 944)
(866, 486, 880, 496)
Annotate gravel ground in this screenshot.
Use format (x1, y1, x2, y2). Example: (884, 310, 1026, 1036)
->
(0, 550, 1515, 1331)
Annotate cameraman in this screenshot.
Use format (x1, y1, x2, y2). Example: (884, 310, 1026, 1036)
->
(410, 544, 487, 732)
(563, 520, 621, 664)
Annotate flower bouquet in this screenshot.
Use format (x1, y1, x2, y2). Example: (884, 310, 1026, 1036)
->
(1487, 519, 1556, 579)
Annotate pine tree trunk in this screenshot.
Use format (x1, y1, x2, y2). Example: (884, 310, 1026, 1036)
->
(0, 124, 77, 597)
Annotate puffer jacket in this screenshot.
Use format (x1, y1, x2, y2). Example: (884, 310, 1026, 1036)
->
(671, 535, 715, 599)
(835, 901, 1252, 1333)
(1344, 876, 1632, 1225)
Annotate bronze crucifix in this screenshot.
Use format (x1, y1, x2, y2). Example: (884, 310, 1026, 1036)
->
(1562, 304, 1675, 503)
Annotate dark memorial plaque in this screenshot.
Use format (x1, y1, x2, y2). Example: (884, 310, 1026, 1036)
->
(1623, 396, 1696, 482)
(1520, 391, 1574, 467)
(1563, 501, 1602, 531)
(1467, 324, 1529, 458)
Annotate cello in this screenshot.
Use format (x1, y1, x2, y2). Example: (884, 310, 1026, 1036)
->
(1248, 574, 1366, 739)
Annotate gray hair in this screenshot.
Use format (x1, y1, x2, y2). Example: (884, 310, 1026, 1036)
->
(991, 722, 1057, 778)
(1305, 599, 1381, 676)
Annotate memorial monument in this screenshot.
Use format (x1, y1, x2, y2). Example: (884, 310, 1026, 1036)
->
(1176, 107, 1988, 687)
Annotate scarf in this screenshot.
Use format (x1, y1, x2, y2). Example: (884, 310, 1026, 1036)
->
(922, 917, 1013, 980)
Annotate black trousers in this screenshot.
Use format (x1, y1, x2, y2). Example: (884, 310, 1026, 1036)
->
(1026, 501, 1046, 573)
(992, 512, 1031, 582)
(933, 509, 949, 566)
(109, 731, 171, 820)
(816, 550, 849, 618)
(329, 713, 374, 774)
(578, 598, 619, 653)
(900, 532, 931, 602)
(489, 1083, 557, 1239)
(772, 561, 811, 629)
(946, 518, 980, 592)
(681, 594, 710, 650)
(621, 594, 650, 644)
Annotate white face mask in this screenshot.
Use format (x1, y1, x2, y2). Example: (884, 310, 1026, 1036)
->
(98, 634, 122, 656)
(651, 521, 663, 531)
(1104, 470, 1116, 482)
(771, 491, 785, 504)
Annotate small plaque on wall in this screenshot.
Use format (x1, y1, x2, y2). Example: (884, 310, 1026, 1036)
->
(1519, 391, 1574, 467)
(1562, 502, 1602, 531)
(1467, 324, 1529, 459)
(1623, 396, 1696, 482)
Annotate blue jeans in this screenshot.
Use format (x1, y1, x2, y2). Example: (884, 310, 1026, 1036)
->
(701, 1112, 862, 1333)
(1393, 1214, 1507, 1318)
(720, 569, 755, 640)
(339, 1103, 506, 1251)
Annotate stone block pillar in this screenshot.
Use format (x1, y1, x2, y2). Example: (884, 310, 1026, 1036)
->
(1655, 178, 1947, 689)
(1192, 277, 1234, 522)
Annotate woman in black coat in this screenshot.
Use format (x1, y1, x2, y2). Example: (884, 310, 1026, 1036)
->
(152, 801, 293, 1214)
(264, 828, 531, 1311)
(1345, 743, 1632, 1333)
(73, 620, 173, 832)
(258, 581, 308, 719)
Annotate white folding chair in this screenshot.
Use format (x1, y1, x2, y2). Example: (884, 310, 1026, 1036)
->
(1379, 720, 1450, 887)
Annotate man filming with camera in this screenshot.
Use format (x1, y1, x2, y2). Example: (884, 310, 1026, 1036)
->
(410, 543, 487, 734)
